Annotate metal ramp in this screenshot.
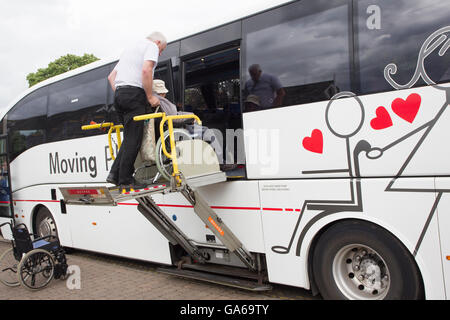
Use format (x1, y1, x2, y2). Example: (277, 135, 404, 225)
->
(60, 171, 257, 272)
(156, 267, 271, 292)
(67, 111, 265, 290)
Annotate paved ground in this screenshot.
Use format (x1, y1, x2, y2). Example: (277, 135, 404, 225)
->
(0, 240, 318, 300)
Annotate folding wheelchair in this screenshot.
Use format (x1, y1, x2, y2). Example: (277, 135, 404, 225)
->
(0, 222, 68, 290)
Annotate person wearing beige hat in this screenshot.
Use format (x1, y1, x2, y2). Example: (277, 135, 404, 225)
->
(244, 94, 261, 112)
(152, 79, 169, 98)
(152, 79, 193, 122)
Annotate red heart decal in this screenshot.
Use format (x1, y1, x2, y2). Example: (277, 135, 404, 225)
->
(392, 93, 421, 124)
(371, 107, 393, 130)
(303, 129, 323, 154)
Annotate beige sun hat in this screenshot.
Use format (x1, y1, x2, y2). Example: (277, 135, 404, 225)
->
(244, 94, 260, 106)
(153, 79, 169, 94)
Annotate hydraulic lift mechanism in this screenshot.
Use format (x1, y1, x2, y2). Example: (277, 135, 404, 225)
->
(60, 112, 267, 290)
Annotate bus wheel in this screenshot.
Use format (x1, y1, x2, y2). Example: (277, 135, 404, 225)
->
(312, 220, 423, 300)
(35, 207, 58, 239)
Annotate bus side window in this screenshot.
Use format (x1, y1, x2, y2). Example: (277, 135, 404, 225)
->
(242, 0, 352, 111)
(7, 87, 47, 161)
(47, 65, 110, 143)
(184, 47, 242, 165)
(355, 0, 450, 95)
(106, 61, 121, 126)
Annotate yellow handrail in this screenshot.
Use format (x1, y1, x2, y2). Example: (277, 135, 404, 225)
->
(133, 113, 166, 122)
(134, 113, 202, 184)
(158, 114, 202, 159)
(81, 122, 123, 160)
(115, 125, 123, 151)
(106, 125, 124, 160)
(81, 122, 115, 131)
(81, 112, 202, 185)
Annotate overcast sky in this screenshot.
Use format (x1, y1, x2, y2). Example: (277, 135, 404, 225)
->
(0, 0, 291, 113)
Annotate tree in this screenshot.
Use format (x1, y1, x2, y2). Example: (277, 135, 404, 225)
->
(26, 53, 100, 87)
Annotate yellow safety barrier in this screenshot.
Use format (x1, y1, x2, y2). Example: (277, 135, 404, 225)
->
(81, 122, 115, 131)
(133, 113, 202, 185)
(81, 112, 202, 185)
(81, 122, 123, 160)
(133, 113, 166, 122)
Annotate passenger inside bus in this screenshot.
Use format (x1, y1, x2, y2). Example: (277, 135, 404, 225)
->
(244, 64, 286, 110)
(184, 47, 244, 173)
(244, 95, 261, 112)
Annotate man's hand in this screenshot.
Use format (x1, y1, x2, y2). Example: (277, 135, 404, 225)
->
(148, 95, 160, 107)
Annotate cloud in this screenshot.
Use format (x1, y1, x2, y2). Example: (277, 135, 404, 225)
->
(0, 0, 290, 113)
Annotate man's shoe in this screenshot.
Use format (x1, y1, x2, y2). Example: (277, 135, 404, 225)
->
(106, 173, 118, 186)
(130, 179, 149, 190)
(120, 179, 148, 193)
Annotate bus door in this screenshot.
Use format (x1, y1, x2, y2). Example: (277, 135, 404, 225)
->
(0, 134, 14, 240)
(155, 59, 176, 103)
(182, 45, 245, 178)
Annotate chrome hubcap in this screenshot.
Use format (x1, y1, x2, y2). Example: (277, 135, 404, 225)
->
(38, 217, 57, 238)
(332, 244, 390, 300)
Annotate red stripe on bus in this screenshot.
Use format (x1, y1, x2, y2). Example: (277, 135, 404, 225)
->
(14, 200, 60, 203)
(159, 204, 194, 209)
(211, 206, 261, 211)
(12, 200, 294, 213)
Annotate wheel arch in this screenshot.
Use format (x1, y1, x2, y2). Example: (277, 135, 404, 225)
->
(31, 204, 51, 234)
(305, 216, 425, 299)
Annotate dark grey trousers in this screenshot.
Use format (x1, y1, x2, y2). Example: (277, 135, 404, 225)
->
(109, 86, 149, 185)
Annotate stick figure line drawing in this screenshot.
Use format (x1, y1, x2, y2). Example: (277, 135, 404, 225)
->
(271, 26, 450, 257)
(272, 92, 382, 255)
(385, 26, 450, 90)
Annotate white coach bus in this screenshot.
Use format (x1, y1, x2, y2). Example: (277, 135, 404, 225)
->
(1, 0, 450, 299)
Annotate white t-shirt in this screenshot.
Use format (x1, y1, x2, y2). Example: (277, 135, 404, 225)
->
(114, 39, 159, 89)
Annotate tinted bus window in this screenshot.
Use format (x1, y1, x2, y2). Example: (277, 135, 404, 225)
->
(155, 62, 175, 102)
(184, 47, 241, 164)
(105, 62, 122, 126)
(356, 0, 450, 95)
(7, 87, 47, 160)
(242, 0, 352, 111)
(158, 42, 181, 106)
(47, 66, 109, 142)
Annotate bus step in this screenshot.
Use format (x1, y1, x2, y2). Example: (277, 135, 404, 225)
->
(180, 262, 263, 281)
(185, 171, 227, 188)
(59, 183, 169, 206)
(156, 267, 272, 292)
(110, 184, 169, 202)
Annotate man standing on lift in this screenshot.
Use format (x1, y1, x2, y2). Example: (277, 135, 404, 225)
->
(107, 32, 167, 190)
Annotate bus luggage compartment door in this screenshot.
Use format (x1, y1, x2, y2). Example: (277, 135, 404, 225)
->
(59, 186, 115, 206)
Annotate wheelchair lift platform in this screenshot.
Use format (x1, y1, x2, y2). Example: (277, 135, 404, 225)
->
(70, 112, 269, 291)
(59, 171, 269, 291)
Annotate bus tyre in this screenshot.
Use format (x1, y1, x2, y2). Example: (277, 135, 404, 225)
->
(35, 207, 58, 239)
(312, 220, 424, 300)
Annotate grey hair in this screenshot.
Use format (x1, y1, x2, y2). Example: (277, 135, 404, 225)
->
(248, 64, 261, 73)
(147, 31, 167, 46)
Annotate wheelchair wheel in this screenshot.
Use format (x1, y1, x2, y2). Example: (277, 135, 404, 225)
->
(155, 129, 193, 181)
(18, 249, 55, 291)
(0, 248, 20, 287)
